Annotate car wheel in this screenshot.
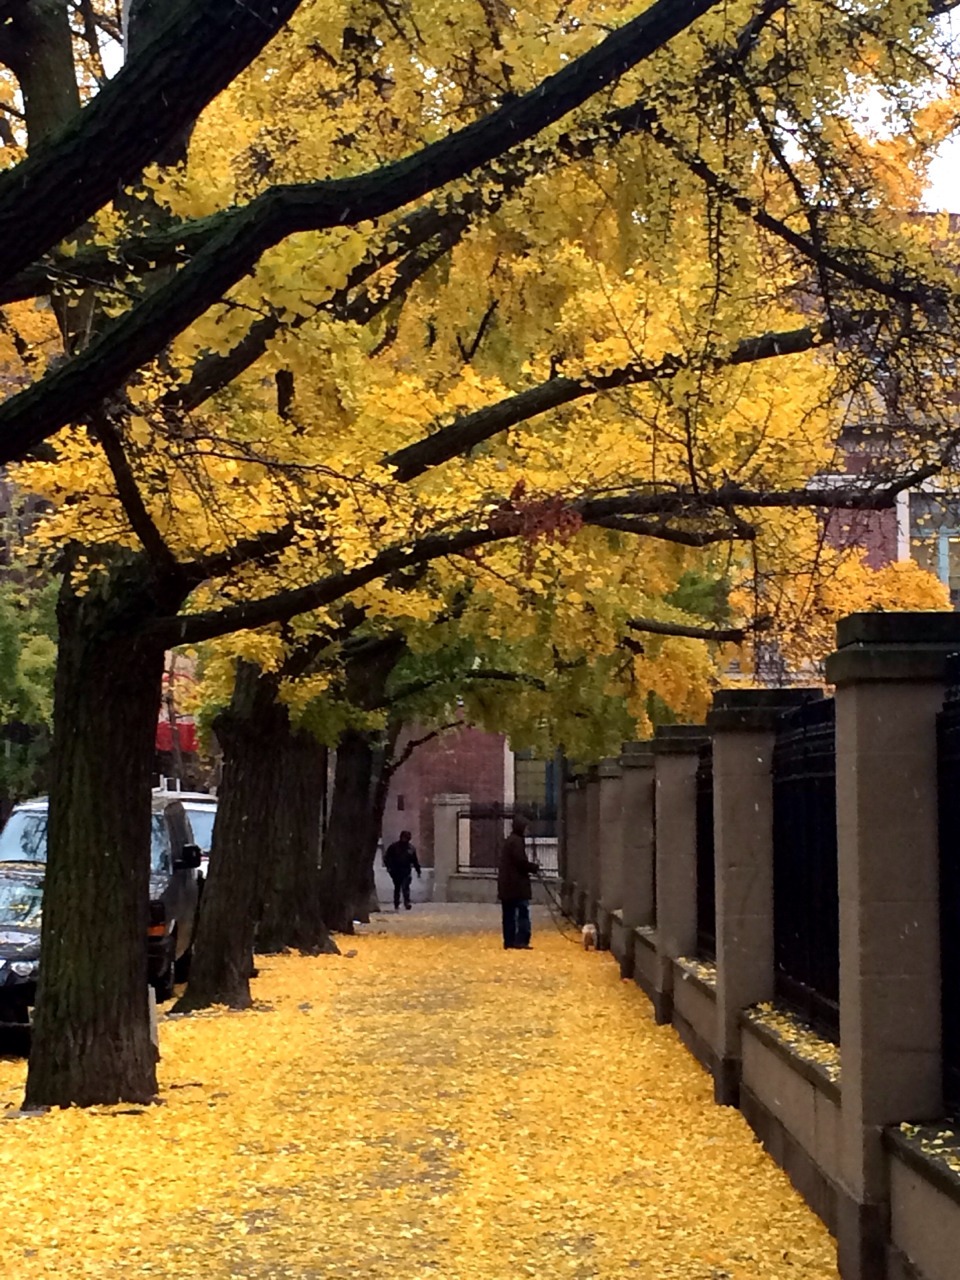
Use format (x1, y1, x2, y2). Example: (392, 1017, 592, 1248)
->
(154, 933, 177, 1002)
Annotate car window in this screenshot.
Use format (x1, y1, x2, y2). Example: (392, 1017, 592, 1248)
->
(0, 810, 47, 863)
(0, 878, 42, 927)
(150, 815, 172, 872)
(184, 806, 216, 852)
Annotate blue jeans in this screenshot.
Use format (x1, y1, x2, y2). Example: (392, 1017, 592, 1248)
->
(501, 899, 531, 949)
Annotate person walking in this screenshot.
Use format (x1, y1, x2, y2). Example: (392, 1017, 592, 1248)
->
(497, 816, 539, 950)
(383, 830, 421, 911)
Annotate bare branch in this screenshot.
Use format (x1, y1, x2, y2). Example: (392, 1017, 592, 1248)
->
(384, 722, 460, 779)
(627, 616, 748, 642)
(88, 414, 178, 571)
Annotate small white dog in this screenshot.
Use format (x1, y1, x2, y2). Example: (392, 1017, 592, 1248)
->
(581, 923, 598, 951)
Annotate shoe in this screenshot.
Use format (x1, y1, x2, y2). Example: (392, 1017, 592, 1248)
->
(394, 906, 399, 912)
(405, 903, 412, 910)
(516, 944, 532, 950)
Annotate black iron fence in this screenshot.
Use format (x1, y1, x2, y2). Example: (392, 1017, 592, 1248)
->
(456, 803, 559, 878)
(938, 656, 960, 1111)
(695, 743, 716, 961)
(772, 696, 840, 1041)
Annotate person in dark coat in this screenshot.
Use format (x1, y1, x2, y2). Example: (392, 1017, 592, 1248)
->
(383, 830, 421, 911)
(497, 816, 539, 949)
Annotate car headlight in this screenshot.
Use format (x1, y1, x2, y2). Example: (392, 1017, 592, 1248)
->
(10, 961, 37, 978)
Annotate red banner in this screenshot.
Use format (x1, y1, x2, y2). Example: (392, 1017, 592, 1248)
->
(156, 718, 199, 754)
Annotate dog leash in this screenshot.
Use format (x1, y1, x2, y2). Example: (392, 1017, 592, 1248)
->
(536, 870, 584, 943)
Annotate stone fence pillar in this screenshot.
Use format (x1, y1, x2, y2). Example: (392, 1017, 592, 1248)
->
(707, 688, 821, 1106)
(825, 613, 960, 1280)
(596, 759, 624, 949)
(652, 725, 708, 1023)
(432, 793, 470, 902)
(616, 741, 655, 978)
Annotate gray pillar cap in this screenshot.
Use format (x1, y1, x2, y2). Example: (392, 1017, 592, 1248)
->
(825, 612, 960, 686)
(652, 723, 709, 754)
(706, 687, 822, 732)
(620, 740, 655, 768)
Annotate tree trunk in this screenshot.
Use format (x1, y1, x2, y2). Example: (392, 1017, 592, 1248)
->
(175, 663, 288, 1011)
(25, 564, 170, 1108)
(354, 722, 401, 921)
(257, 734, 338, 955)
(2, 1, 81, 150)
(319, 729, 376, 934)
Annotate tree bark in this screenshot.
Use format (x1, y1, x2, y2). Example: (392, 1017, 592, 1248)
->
(0, 1, 81, 150)
(257, 733, 338, 956)
(24, 559, 175, 1107)
(354, 723, 401, 921)
(319, 729, 377, 934)
(175, 663, 288, 1011)
(0, 0, 304, 286)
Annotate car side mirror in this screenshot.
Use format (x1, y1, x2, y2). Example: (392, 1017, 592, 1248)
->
(174, 843, 202, 871)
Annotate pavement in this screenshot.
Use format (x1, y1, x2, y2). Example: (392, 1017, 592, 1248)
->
(0, 902, 840, 1280)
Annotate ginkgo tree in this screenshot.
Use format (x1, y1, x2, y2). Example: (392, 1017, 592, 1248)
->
(1, 0, 959, 1110)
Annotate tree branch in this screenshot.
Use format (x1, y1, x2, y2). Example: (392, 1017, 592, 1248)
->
(181, 522, 299, 586)
(152, 470, 928, 648)
(384, 722, 460, 779)
(0, 0, 724, 461)
(88, 413, 178, 572)
(0, 0, 304, 285)
(627, 616, 747, 642)
(382, 668, 547, 708)
(590, 515, 756, 544)
(388, 317, 848, 482)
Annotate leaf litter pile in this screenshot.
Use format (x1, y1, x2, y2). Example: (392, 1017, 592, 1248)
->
(0, 909, 837, 1278)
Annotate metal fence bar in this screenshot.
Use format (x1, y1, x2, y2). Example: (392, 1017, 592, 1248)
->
(455, 803, 559, 879)
(695, 743, 716, 961)
(772, 697, 840, 1041)
(938, 655, 960, 1111)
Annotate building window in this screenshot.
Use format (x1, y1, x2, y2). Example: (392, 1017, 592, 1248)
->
(513, 752, 557, 815)
(909, 493, 960, 609)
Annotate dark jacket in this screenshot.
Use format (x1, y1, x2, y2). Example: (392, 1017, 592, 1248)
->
(497, 832, 538, 902)
(383, 839, 420, 881)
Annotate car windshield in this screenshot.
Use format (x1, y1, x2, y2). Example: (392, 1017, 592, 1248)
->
(0, 808, 171, 872)
(0, 810, 47, 863)
(150, 815, 171, 873)
(0, 878, 42, 927)
(184, 806, 215, 852)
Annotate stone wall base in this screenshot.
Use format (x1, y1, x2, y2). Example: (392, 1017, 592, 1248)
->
(740, 1083, 840, 1237)
(836, 1192, 888, 1280)
(672, 1006, 717, 1079)
(714, 1054, 740, 1108)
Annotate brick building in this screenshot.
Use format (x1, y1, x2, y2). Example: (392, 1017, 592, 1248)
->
(381, 724, 557, 865)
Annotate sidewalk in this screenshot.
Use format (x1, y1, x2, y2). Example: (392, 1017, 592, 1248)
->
(0, 904, 838, 1279)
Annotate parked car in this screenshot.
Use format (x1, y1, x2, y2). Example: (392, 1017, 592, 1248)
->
(0, 863, 42, 1029)
(153, 790, 217, 876)
(0, 794, 203, 1006)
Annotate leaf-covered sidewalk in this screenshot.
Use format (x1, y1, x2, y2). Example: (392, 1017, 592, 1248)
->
(0, 905, 837, 1279)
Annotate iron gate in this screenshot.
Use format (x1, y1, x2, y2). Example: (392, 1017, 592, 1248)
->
(456, 803, 559, 878)
(772, 696, 840, 1040)
(938, 655, 960, 1111)
(695, 743, 716, 961)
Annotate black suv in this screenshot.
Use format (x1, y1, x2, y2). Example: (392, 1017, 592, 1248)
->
(0, 795, 202, 1023)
